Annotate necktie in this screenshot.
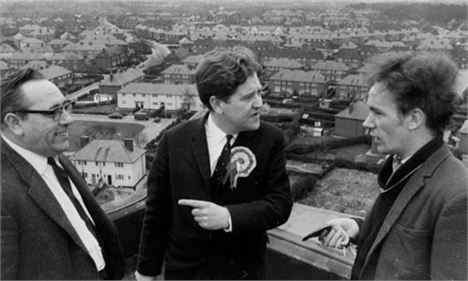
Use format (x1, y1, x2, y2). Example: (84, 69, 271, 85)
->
(47, 157, 98, 239)
(212, 135, 233, 186)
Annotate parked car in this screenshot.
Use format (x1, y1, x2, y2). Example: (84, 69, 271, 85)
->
(134, 111, 150, 121)
(108, 112, 123, 119)
(153, 117, 161, 123)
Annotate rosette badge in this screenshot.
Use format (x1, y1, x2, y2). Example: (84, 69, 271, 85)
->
(223, 146, 257, 190)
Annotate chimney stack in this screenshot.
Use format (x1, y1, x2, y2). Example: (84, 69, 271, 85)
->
(80, 136, 90, 148)
(124, 138, 133, 152)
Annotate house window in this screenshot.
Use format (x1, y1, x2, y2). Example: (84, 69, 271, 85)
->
(116, 174, 124, 180)
(95, 161, 99, 166)
(102, 162, 106, 167)
(115, 162, 123, 168)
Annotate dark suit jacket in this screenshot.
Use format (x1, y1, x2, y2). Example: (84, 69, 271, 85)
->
(137, 115, 293, 279)
(356, 145, 467, 280)
(1, 139, 125, 280)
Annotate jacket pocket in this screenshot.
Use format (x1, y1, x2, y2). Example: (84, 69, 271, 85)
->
(377, 223, 432, 279)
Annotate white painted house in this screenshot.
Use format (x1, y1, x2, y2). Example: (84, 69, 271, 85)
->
(71, 137, 146, 188)
(117, 82, 202, 111)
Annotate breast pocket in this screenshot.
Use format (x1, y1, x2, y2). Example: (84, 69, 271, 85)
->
(378, 223, 432, 279)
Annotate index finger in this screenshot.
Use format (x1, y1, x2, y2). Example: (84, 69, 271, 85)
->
(178, 199, 209, 208)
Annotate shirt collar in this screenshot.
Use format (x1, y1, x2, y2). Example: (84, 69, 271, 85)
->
(205, 113, 238, 143)
(1, 134, 49, 175)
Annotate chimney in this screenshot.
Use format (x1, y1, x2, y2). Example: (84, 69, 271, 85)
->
(124, 138, 133, 152)
(80, 136, 90, 148)
(348, 102, 354, 114)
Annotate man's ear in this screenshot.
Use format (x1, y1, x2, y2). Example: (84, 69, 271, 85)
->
(3, 113, 24, 135)
(407, 108, 425, 130)
(209, 95, 224, 114)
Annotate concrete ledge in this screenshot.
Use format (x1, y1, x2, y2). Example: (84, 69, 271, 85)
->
(268, 203, 359, 279)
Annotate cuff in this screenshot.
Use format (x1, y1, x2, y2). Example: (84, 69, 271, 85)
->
(223, 208, 232, 232)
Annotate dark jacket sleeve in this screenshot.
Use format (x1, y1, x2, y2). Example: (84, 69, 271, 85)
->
(137, 133, 172, 276)
(227, 127, 293, 234)
(431, 192, 467, 280)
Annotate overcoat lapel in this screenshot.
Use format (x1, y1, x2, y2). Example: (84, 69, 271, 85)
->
(1, 141, 88, 252)
(190, 115, 212, 199)
(363, 146, 451, 270)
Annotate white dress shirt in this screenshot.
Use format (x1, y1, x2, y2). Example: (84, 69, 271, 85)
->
(2, 135, 105, 271)
(205, 113, 237, 176)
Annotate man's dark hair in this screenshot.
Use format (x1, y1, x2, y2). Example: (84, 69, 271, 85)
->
(195, 46, 263, 111)
(1, 68, 45, 126)
(367, 51, 461, 135)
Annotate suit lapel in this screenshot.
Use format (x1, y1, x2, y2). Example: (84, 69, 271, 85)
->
(233, 130, 255, 148)
(190, 115, 212, 199)
(1, 140, 88, 252)
(363, 145, 451, 270)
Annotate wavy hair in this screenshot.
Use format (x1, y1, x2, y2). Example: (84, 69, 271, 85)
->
(195, 46, 263, 110)
(367, 51, 461, 135)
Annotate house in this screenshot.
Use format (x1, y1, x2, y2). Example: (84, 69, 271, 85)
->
(161, 64, 196, 84)
(0, 60, 15, 79)
(47, 53, 85, 72)
(263, 58, 303, 73)
(39, 65, 73, 89)
(268, 69, 327, 96)
(334, 100, 369, 137)
(95, 46, 126, 72)
(72, 137, 146, 188)
(5, 52, 46, 69)
(117, 82, 201, 112)
(182, 55, 204, 69)
(19, 24, 55, 41)
(47, 39, 73, 52)
(335, 74, 369, 100)
(310, 60, 349, 83)
(98, 67, 145, 97)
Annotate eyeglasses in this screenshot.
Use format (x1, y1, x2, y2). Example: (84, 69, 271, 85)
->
(14, 100, 75, 121)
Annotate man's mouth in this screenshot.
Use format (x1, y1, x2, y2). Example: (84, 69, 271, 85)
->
(55, 131, 68, 137)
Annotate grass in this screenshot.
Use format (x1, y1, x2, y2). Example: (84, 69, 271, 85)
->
(67, 121, 145, 152)
(298, 168, 380, 217)
(72, 104, 117, 114)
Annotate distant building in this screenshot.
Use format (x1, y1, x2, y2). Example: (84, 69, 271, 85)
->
(6, 52, 46, 69)
(182, 55, 204, 69)
(310, 60, 349, 83)
(99, 67, 144, 97)
(335, 74, 369, 100)
(161, 64, 196, 84)
(117, 82, 201, 112)
(263, 57, 303, 73)
(95, 46, 126, 72)
(334, 100, 369, 137)
(268, 69, 327, 96)
(39, 65, 73, 89)
(47, 53, 85, 72)
(72, 137, 146, 188)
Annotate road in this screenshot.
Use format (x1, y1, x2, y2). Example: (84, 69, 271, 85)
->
(68, 82, 100, 100)
(71, 113, 175, 146)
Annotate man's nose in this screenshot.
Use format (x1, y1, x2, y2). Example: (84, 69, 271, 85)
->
(253, 92, 263, 109)
(362, 114, 372, 128)
(59, 109, 74, 124)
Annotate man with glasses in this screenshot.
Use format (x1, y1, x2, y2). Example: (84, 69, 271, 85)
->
(1, 68, 124, 279)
